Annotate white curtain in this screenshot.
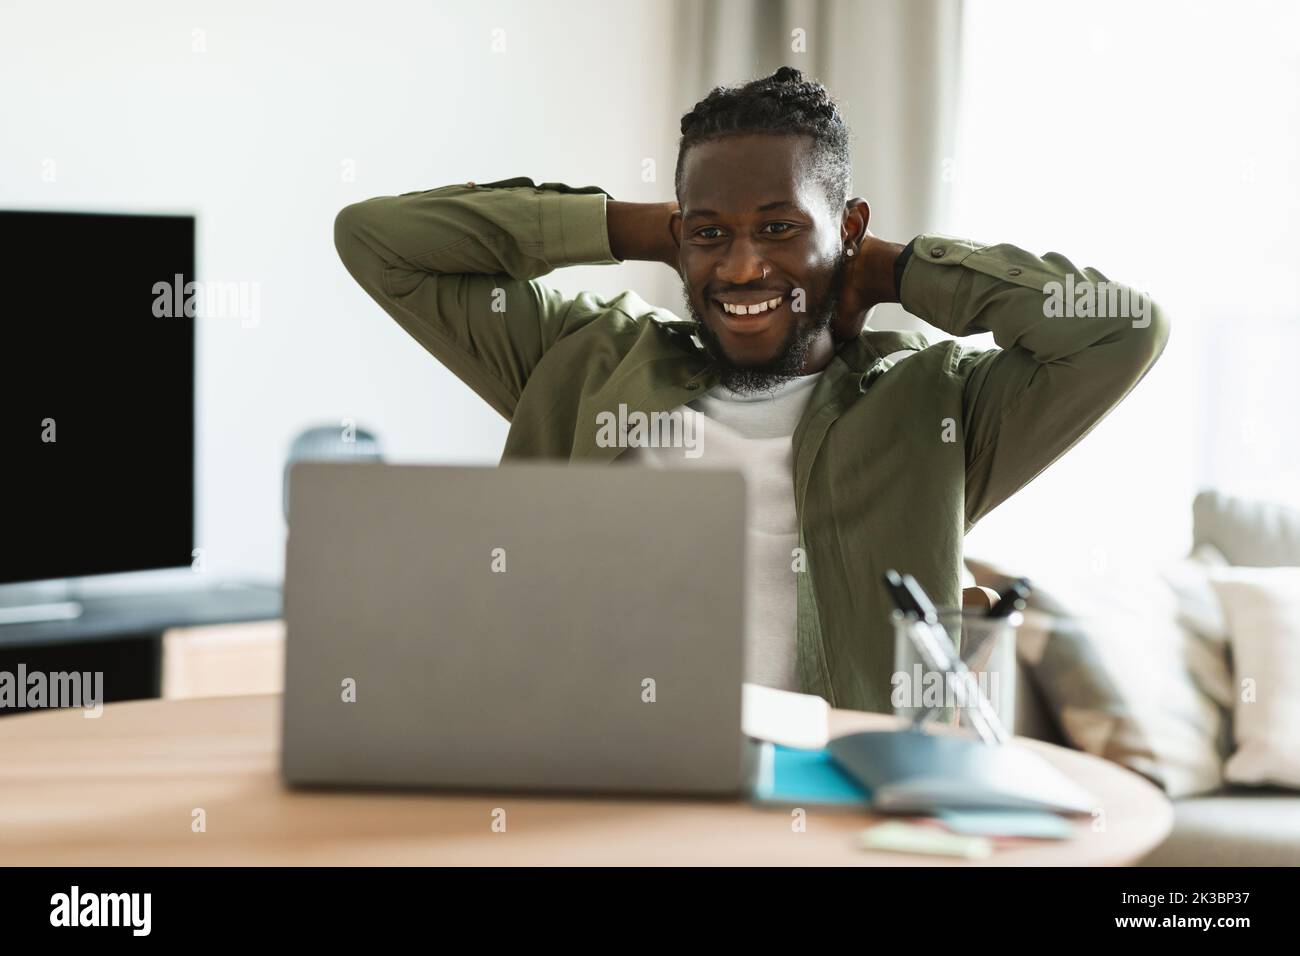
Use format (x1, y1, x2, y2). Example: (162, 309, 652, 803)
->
(951, 0, 1300, 572)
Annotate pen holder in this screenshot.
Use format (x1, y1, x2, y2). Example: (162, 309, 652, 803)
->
(890, 608, 1021, 735)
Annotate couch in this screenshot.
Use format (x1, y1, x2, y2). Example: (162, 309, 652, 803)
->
(1011, 663, 1300, 865)
(998, 490, 1300, 866)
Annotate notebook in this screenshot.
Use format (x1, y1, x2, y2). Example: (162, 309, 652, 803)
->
(743, 685, 1096, 816)
(827, 730, 1097, 815)
(750, 743, 870, 809)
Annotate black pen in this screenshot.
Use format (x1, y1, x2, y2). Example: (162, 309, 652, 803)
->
(987, 577, 1031, 618)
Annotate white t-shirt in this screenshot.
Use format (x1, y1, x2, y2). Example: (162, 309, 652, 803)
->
(619, 372, 823, 691)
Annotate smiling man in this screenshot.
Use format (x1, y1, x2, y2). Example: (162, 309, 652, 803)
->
(333, 67, 1168, 711)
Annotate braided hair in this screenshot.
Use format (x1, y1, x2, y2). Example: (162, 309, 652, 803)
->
(674, 66, 852, 213)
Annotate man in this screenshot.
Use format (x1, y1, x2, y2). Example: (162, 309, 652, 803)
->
(333, 66, 1168, 713)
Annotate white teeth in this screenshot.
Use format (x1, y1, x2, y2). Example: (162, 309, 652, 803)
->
(721, 296, 782, 315)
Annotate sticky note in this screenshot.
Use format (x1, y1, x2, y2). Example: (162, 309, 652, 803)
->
(937, 809, 1074, 839)
(858, 821, 993, 859)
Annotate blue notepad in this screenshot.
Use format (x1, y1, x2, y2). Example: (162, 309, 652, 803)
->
(750, 743, 872, 808)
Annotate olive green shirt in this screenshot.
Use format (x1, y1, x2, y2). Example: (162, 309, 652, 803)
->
(333, 176, 1168, 714)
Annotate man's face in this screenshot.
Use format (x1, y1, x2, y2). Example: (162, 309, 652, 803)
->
(673, 133, 845, 391)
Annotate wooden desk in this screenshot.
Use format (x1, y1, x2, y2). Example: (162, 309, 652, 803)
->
(0, 695, 1172, 865)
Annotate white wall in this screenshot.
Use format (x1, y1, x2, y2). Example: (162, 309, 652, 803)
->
(1, 0, 683, 581)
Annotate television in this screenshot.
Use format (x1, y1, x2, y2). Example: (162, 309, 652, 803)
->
(0, 210, 195, 588)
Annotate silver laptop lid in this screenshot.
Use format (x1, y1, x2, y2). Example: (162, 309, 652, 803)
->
(281, 462, 746, 796)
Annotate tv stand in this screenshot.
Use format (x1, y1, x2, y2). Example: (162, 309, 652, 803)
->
(0, 600, 83, 627)
(0, 581, 280, 716)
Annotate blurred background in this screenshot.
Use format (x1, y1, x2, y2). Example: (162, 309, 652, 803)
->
(2, 0, 1296, 584)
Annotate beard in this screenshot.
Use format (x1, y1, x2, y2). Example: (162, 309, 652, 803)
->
(680, 259, 844, 395)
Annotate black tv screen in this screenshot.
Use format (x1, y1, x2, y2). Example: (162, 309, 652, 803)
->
(0, 210, 195, 585)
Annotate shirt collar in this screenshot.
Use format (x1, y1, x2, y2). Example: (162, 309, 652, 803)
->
(663, 319, 929, 378)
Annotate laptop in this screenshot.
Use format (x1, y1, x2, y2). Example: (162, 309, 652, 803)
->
(280, 461, 750, 796)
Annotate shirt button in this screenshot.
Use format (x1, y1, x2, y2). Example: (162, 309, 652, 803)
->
(930, 246, 946, 258)
(1007, 267, 1022, 276)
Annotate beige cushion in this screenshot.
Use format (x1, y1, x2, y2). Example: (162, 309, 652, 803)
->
(1160, 544, 1236, 709)
(1211, 567, 1300, 788)
(967, 557, 1227, 798)
(1194, 490, 1300, 567)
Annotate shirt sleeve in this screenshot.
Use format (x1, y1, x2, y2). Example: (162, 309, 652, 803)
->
(898, 234, 1170, 531)
(333, 177, 621, 420)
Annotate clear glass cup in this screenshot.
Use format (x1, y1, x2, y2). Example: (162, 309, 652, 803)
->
(890, 608, 1022, 735)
